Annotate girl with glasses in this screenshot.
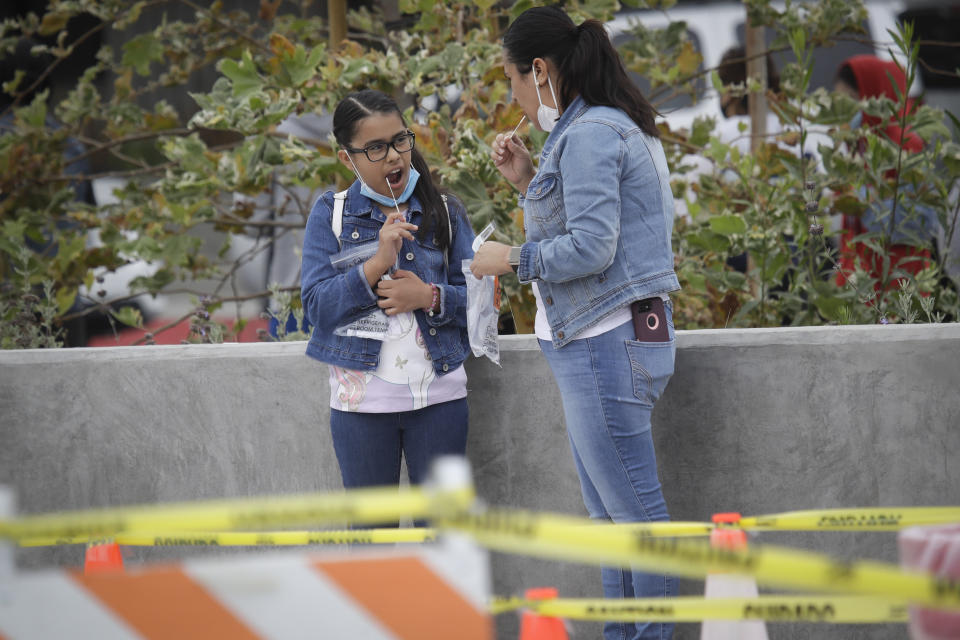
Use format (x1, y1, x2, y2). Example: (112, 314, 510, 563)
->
(301, 90, 476, 510)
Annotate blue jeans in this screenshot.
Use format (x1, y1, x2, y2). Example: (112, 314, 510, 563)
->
(539, 314, 676, 640)
(329, 398, 469, 526)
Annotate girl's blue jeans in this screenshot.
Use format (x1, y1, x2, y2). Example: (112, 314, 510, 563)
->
(539, 314, 676, 640)
(329, 397, 469, 527)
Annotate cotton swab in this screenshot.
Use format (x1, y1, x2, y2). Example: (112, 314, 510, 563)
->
(508, 115, 526, 139)
(385, 176, 404, 274)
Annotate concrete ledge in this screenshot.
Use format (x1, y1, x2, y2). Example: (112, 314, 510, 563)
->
(2, 324, 959, 640)
(4, 322, 955, 364)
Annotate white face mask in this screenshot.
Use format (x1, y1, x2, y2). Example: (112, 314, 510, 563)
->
(534, 70, 560, 132)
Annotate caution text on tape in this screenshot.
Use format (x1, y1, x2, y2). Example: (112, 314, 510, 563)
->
(738, 507, 960, 532)
(442, 508, 960, 612)
(491, 596, 909, 623)
(17, 528, 437, 547)
(0, 486, 472, 541)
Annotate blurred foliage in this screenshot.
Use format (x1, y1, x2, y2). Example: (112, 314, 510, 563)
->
(1, 0, 958, 349)
(0, 248, 63, 348)
(634, 0, 960, 327)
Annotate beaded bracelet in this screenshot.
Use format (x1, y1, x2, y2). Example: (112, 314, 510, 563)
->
(428, 283, 440, 317)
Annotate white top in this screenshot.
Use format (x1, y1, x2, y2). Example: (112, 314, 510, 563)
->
(329, 310, 467, 412)
(531, 282, 633, 341)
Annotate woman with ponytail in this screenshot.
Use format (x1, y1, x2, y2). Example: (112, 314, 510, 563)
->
(471, 7, 678, 639)
(301, 90, 475, 505)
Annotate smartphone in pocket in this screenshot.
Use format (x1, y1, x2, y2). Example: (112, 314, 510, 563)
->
(631, 297, 670, 342)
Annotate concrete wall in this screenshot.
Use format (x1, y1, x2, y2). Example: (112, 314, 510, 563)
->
(2, 324, 959, 639)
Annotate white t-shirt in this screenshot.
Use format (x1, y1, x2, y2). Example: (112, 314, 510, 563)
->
(328, 310, 467, 412)
(531, 282, 632, 341)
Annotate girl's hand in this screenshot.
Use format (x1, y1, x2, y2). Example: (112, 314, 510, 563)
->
(375, 269, 433, 315)
(491, 132, 535, 194)
(363, 211, 418, 286)
(469, 241, 513, 279)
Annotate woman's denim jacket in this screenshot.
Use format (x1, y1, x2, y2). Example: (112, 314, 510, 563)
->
(516, 95, 680, 347)
(301, 181, 475, 375)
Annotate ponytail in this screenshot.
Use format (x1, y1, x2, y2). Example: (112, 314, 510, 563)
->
(503, 6, 659, 138)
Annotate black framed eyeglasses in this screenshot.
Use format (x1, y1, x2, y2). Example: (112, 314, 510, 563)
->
(344, 131, 416, 162)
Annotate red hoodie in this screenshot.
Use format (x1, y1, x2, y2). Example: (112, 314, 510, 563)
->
(845, 54, 922, 152)
(836, 55, 929, 291)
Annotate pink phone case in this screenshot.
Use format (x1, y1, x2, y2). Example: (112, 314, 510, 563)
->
(631, 298, 670, 342)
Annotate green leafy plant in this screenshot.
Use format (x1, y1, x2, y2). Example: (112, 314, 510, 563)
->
(0, 248, 63, 349)
(1, 0, 957, 350)
(633, 0, 960, 328)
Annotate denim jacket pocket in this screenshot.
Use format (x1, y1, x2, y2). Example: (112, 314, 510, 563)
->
(330, 218, 381, 271)
(524, 173, 565, 236)
(624, 339, 675, 409)
(341, 217, 380, 246)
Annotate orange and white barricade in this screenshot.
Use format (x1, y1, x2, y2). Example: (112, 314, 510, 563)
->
(0, 536, 492, 640)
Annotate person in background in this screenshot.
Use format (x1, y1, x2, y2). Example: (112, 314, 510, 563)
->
(300, 90, 475, 513)
(687, 46, 785, 272)
(715, 46, 783, 154)
(678, 46, 830, 276)
(833, 55, 936, 290)
(471, 7, 678, 639)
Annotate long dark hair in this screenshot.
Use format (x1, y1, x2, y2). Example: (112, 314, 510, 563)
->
(332, 89, 451, 251)
(502, 6, 659, 138)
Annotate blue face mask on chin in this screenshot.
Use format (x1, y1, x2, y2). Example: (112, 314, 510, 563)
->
(349, 158, 421, 209)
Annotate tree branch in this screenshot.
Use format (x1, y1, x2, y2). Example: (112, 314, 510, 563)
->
(0, 20, 108, 121)
(68, 128, 196, 167)
(177, 0, 272, 55)
(207, 217, 306, 229)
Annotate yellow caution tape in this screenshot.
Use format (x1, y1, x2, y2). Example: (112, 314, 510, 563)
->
(492, 596, 909, 623)
(490, 596, 527, 616)
(117, 528, 436, 546)
(0, 486, 472, 542)
(739, 507, 960, 531)
(4, 485, 959, 613)
(441, 508, 960, 612)
(16, 522, 710, 546)
(603, 522, 715, 537)
(16, 535, 110, 547)
(17, 528, 436, 547)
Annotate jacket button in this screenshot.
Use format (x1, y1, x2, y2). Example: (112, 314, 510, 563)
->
(442, 363, 449, 372)
(405, 252, 415, 261)
(351, 231, 359, 239)
(429, 328, 437, 336)
(545, 296, 553, 305)
(556, 330, 565, 340)
(433, 238, 439, 245)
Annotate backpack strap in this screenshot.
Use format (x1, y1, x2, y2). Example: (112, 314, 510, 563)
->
(331, 189, 348, 248)
(441, 194, 451, 273)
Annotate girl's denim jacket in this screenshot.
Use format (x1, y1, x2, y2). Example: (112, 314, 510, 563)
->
(516, 96, 681, 347)
(301, 181, 475, 375)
